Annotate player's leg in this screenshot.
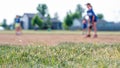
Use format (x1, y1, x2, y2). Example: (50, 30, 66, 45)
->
(82, 29, 84, 35)
(86, 25, 91, 37)
(15, 24, 18, 35)
(93, 22, 97, 38)
(82, 24, 86, 35)
(84, 24, 87, 35)
(85, 28, 87, 34)
(18, 27, 20, 34)
(15, 23, 21, 35)
(18, 25, 22, 35)
(20, 26, 22, 34)
(16, 27, 19, 35)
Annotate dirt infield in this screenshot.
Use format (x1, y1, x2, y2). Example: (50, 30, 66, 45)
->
(0, 33, 120, 45)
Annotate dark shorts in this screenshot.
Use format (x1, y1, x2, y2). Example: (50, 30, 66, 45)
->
(90, 19, 97, 23)
(83, 24, 87, 29)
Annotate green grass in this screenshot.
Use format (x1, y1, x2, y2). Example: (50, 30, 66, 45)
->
(0, 43, 120, 68)
(0, 30, 120, 35)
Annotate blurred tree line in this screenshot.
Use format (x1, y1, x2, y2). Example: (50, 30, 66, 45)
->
(32, 4, 52, 30)
(64, 4, 84, 30)
(0, 19, 9, 30)
(0, 19, 14, 30)
(31, 4, 104, 30)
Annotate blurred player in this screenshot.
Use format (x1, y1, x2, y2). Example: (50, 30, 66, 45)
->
(15, 15, 22, 35)
(86, 3, 98, 38)
(82, 18, 87, 35)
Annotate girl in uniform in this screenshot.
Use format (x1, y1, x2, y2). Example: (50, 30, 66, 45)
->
(86, 3, 98, 38)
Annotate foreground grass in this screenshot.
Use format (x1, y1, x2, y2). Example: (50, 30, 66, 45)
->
(0, 43, 120, 68)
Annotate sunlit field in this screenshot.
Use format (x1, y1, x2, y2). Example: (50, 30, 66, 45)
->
(0, 30, 120, 68)
(0, 43, 120, 68)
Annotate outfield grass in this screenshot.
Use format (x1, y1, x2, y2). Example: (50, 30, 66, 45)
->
(0, 43, 120, 68)
(0, 30, 120, 35)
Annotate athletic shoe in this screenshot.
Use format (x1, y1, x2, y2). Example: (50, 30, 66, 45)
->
(86, 34, 91, 37)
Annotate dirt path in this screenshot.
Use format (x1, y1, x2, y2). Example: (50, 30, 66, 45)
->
(0, 34, 120, 45)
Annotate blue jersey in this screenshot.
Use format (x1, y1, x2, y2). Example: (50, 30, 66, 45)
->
(15, 18, 20, 23)
(87, 9, 97, 22)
